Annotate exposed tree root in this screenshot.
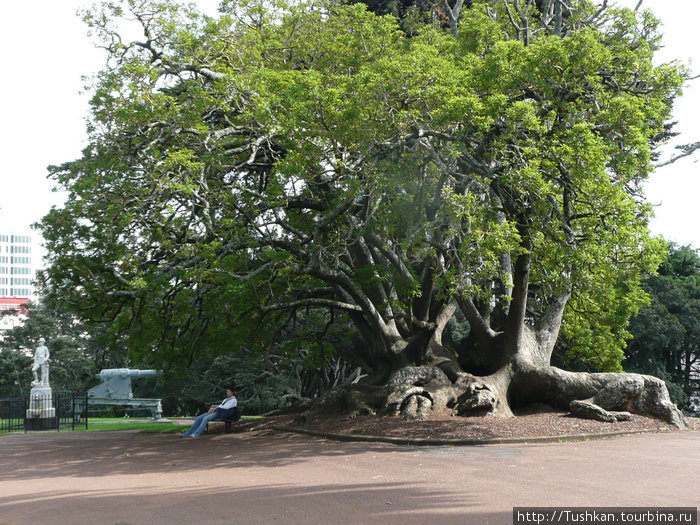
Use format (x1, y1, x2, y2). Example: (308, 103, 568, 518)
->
(569, 400, 632, 422)
(296, 364, 688, 430)
(518, 367, 689, 429)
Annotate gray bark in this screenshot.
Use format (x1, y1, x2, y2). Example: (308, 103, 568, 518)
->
(299, 330, 689, 429)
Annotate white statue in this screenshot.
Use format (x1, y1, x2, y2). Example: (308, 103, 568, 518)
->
(31, 338, 50, 387)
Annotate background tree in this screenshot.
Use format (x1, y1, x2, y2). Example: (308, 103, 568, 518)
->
(626, 245, 700, 411)
(0, 344, 31, 398)
(39, 0, 690, 426)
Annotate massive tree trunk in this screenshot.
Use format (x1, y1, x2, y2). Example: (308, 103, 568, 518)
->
(310, 341, 688, 430)
(305, 288, 688, 430)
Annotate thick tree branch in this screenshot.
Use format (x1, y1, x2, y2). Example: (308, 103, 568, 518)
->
(455, 295, 498, 340)
(441, 0, 465, 36)
(655, 142, 700, 167)
(262, 298, 363, 313)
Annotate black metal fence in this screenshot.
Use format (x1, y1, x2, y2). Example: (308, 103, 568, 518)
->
(0, 392, 88, 433)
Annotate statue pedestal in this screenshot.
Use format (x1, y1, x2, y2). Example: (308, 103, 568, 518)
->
(25, 416, 58, 431)
(26, 385, 57, 422)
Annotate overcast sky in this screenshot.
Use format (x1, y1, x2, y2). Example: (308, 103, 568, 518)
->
(1, 1, 698, 256)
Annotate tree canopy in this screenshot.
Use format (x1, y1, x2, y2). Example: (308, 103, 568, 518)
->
(38, 0, 689, 425)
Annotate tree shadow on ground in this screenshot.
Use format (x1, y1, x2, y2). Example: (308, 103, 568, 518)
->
(0, 429, 437, 480)
(0, 479, 514, 525)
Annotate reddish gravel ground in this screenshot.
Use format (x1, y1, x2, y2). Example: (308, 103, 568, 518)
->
(1, 412, 697, 525)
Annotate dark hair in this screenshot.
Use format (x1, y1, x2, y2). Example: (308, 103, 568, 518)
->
(227, 386, 236, 394)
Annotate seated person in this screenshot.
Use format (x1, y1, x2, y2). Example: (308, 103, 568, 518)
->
(180, 387, 237, 438)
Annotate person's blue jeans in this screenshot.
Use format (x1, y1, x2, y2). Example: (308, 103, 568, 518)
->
(181, 411, 218, 437)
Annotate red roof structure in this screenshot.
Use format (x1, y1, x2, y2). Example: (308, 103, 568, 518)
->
(0, 297, 30, 313)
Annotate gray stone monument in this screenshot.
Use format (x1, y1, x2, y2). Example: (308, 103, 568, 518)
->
(26, 338, 56, 425)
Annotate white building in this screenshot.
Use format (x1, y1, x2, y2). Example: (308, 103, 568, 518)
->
(0, 232, 36, 307)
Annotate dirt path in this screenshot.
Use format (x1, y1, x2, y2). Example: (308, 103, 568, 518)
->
(0, 429, 698, 524)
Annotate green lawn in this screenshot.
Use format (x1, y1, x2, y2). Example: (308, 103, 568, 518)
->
(1, 416, 259, 435)
(82, 419, 183, 433)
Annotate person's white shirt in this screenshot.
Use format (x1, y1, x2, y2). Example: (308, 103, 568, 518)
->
(218, 396, 237, 410)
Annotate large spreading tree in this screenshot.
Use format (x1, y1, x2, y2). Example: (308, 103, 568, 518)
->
(40, 0, 691, 426)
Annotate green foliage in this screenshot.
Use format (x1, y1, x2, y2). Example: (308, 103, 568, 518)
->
(38, 0, 687, 378)
(556, 236, 666, 372)
(625, 245, 700, 409)
(0, 346, 31, 398)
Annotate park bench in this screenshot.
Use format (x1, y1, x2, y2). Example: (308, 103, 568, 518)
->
(206, 406, 242, 433)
